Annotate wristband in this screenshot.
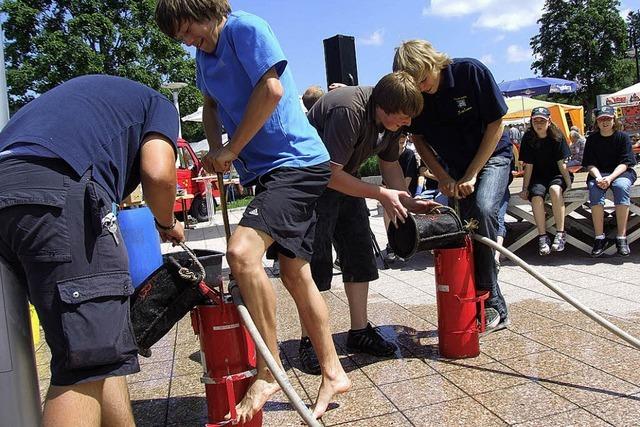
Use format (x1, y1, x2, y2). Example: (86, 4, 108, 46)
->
(154, 216, 176, 231)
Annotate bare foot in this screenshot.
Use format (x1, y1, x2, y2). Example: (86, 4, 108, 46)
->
(229, 377, 281, 424)
(311, 367, 351, 419)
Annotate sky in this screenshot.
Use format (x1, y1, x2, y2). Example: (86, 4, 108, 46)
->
(223, 0, 638, 95)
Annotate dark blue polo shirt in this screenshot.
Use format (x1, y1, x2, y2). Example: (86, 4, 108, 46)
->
(0, 75, 179, 202)
(409, 58, 511, 179)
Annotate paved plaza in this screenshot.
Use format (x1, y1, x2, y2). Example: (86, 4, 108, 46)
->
(35, 200, 640, 426)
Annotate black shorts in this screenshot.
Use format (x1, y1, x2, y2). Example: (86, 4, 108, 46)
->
(528, 175, 571, 201)
(239, 162, 331, 263)
(310, 189, 378, 291)
(0, 158, 139, 386)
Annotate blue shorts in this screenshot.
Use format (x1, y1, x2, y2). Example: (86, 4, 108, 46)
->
(0, 158, 139, 386)
(588, 174, 633, 206)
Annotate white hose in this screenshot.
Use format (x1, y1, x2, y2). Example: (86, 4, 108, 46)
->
(229, 283, 322, 427)
(474, 234, 640, 350)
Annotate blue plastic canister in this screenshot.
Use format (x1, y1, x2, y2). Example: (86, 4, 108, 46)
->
(118, 207, 163, 288)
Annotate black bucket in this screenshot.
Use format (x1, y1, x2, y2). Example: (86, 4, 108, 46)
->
(164, 249, 223, 286)
(130, 249, 224, 356)
(387, 207, 467, 259)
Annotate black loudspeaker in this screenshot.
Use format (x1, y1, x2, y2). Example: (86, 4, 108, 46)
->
(323, 34, 358, 88)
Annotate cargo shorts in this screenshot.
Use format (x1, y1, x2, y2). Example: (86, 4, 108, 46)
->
(0, 157, 139, 386)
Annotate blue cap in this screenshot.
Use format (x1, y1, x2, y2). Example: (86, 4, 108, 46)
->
(595, 105, 615, 119)
(530, 106, 551, 119)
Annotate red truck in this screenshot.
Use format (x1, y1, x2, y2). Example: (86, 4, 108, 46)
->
(174, 138, 219, 222)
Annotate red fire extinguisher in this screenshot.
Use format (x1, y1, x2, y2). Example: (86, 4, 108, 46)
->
(191, 281, 263, 426)
(434, 235, 489, 359)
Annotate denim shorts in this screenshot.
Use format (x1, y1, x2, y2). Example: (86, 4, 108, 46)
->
(0, 158, 139, 386)
(310, 189, 378, 291)
(588, 174, 633, 206)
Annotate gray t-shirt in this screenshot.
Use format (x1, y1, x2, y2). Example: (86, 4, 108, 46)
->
(306, 86, 401, 175)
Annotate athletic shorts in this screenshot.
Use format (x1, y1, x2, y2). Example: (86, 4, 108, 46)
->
(239, 162, 331, 262)
(310, 189, 378, 291)
(0, 157, 139, 386)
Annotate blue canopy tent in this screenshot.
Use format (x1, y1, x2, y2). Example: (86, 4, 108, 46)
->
(498, 77, 578, 97)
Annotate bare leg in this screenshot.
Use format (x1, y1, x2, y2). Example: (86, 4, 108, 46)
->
(226, 226, 281, 424)
(531, 196, 547, 235)
(279, 256, 351, 419)
(101, 376, 135, 427)
(591, 204, 605, 236)
(344, 282, 369, 330)
(44, 380, 104, 427)
(549, 185, 565, 231)
(615, 205, 630, 236)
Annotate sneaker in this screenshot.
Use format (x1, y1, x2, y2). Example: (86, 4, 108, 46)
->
(616, 237, 630, 256)
(551, 232, 566, 252)
(538, 235, 551, 255)
(383, 245, 397, 263)
(346, 323, 397, 357)
(481, 310, 511, 337)
(591, 238, 607, 258)
(484, 307, 501, 330)
(298, 337, 321, 375)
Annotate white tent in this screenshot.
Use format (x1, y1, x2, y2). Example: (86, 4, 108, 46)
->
(605, 82, 640, 107)
(182, 106, 203, 122)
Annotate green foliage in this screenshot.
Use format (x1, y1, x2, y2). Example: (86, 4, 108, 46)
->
(629, 10, 640, 83)
(530, 0, 631, 123)
(1, 0, 204, 142)
(358, 156, 380, 177)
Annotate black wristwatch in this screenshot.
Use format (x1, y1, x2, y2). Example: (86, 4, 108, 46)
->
(154, 217, 177, 231)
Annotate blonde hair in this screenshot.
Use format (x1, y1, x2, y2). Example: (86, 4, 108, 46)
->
(372, 72, 423, 118)
(393, 40, 452, 83)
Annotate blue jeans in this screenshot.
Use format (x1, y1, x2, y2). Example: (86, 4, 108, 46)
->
(497, 186, 510, 238)
(454, 156, 511, 320)
(588, 174, 633, 206)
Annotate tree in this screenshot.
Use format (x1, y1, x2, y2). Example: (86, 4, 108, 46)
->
(531, 0, 632, 122)
(1, 0, 205, 141)
(628, 10, 640, 83)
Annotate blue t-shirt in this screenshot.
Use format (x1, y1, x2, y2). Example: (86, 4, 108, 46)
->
(409, 58, 511, 179)
(196, 11, 329, 185)
(0, 75, 179, 202)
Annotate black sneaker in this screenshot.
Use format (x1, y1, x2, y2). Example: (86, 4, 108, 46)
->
(481, 308, 510, 336)
(591, 238, 607, 258)
(298, 337, 321, 375)
(346, 323, 397, 356)
(616, 237, 630, 256)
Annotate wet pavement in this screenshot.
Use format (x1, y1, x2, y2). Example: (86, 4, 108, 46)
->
(35, 200, 640, 426)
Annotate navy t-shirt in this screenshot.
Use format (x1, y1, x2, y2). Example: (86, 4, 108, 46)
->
(519, 132, 570, 184)
(0, 75, 179, 202)
(409, 58, 511, 179)
(582, 131, 637, 183)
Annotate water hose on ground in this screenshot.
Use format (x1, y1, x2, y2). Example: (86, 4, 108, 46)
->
(215, 173, 321, 427)
(474, 234, 640, 350)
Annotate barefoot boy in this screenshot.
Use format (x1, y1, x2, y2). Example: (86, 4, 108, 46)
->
(155, 0, 350, 422)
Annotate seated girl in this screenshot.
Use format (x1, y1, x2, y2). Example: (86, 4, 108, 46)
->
(582, 106, 637, 257)
(519, 107, 572, 255)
